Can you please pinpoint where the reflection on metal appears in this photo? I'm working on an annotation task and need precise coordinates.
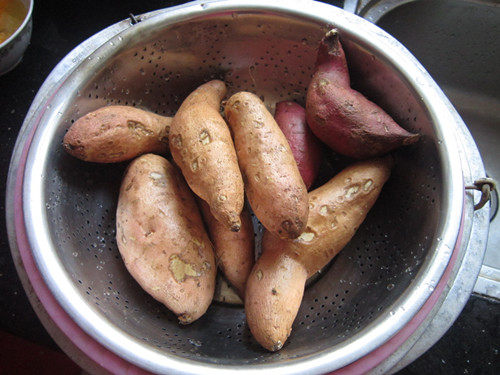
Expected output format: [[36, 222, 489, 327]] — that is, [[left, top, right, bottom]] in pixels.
[[474, 265, 500, 300], [343, 0, 419, 23]]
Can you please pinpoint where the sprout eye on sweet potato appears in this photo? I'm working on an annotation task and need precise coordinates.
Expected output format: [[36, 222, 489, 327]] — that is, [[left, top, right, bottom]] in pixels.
[[63, 105, 172, 163]]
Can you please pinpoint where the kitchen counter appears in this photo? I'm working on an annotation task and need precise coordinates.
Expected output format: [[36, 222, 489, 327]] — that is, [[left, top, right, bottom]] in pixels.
[[0, 1, 497, 373]]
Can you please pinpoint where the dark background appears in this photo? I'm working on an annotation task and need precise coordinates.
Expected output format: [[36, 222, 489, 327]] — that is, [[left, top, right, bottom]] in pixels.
[[0, 1, 498, 374]]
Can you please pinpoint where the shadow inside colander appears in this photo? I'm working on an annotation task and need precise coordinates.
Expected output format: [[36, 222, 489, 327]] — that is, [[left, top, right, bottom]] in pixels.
[[41, 11, 443, 364]]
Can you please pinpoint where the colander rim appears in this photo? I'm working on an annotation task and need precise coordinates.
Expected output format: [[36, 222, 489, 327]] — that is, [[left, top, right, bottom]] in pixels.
[[19, 0, 464, 374]]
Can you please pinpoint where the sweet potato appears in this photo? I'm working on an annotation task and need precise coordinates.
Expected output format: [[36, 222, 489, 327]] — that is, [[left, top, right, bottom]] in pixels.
[[274, 101, 322, 190], [63, 105, 172, 163], [245, 249, 306, 351], [306, 29, 419, 159], [116, 154, 216, 324], [199, 200, 255, 298], [169, 80, 244, 232], [224, 92, 308, 239], [245, 156, 393, 351]]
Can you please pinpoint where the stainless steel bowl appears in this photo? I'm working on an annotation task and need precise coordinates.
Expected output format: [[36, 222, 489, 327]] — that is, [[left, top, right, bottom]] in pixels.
[[0, 0, 33, 75], [7, 0, 489, 374]]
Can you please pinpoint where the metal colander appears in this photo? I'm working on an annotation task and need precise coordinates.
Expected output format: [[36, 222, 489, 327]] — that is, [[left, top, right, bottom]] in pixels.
[[16, 1, 467, 373]]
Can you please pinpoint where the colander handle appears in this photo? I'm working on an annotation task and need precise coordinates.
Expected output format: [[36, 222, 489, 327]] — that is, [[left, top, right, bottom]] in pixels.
[[465, 178, 497, 211]]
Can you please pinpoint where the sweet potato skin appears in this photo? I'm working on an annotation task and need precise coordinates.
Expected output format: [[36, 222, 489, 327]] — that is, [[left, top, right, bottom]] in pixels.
[[63, 105, 171, 163], [264, 156, 393, 276], [246, 157, 393, 350], [245, 247, 307, 352], [274, 101, 322, 190], [199, 200, 255, 299], [169, 80, 244, 231], [116, 154, 216, 324], [225, 92, 309, 239], [306, 30, 419, 159]]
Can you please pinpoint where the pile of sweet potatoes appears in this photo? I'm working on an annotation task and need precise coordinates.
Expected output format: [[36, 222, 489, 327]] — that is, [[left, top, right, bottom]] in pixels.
[[63, 29, 418, 351]]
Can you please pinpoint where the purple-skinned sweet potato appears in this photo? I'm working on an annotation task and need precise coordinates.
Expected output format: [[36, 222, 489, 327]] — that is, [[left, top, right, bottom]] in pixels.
[[306, 29, 419, 159], [275, 101, 322, 190]]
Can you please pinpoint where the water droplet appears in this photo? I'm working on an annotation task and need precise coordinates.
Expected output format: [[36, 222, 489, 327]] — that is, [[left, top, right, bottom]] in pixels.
[[109, 41, 114, 46], [189, 338, 202, 347], [96, 265, 103, 270], [139, 68, 145, 75], [72, 252, 78, 257], [387, 283, 395, 291], [389, 311, 395, 316]]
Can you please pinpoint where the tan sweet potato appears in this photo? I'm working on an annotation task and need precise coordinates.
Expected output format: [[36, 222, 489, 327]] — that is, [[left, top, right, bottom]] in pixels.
[[245, 249, 306, 351], [116, 154, 216, 324], [306, 30, 419, 159], [224, 92, 309, 239], [169, 80, 244, 232], [63, 105, 172, 163], [245, 157, 393, 350], [199, 200, 255, 299]]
